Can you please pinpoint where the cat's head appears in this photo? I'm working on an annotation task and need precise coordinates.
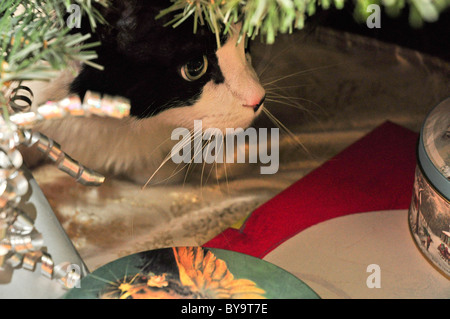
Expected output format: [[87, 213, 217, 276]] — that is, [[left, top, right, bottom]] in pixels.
[[70, 0, 265, 131]]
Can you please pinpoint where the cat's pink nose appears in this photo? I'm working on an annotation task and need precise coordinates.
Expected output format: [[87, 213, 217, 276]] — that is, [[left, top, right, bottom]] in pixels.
[[243, 95, 266, 112]]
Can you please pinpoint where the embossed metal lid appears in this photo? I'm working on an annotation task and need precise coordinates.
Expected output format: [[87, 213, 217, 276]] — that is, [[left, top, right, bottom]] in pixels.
[[419, 97, 450, 201]]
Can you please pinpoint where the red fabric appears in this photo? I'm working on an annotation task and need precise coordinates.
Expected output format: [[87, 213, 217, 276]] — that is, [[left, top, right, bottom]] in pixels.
[[204, 121, 419, 258]]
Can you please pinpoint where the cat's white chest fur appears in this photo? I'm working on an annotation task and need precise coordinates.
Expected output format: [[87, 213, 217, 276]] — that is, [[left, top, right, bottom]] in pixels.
[[32, 114, 181, 184]]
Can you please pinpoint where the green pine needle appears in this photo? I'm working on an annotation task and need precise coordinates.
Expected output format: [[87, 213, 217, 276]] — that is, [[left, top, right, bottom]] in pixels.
[[1, 0, 108, 88], [158, 0, 450, 46]]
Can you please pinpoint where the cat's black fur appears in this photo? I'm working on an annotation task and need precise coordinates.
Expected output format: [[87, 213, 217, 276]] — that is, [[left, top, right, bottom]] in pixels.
[[70, 0, 227, 118], [30, 0, 264, 184]]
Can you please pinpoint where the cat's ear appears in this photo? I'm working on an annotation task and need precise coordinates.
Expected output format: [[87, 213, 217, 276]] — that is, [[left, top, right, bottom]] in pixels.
[[63, 0, 122, 45], [104, 0, 169, 52], [68, 0, 143, 47], [97, 0, 137, 47], [110, 0, 141, 47]]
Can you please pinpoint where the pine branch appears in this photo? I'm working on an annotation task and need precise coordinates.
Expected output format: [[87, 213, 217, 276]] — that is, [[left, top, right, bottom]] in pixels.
[[0, 0, 108, 89], [158, 0, 450, 46]]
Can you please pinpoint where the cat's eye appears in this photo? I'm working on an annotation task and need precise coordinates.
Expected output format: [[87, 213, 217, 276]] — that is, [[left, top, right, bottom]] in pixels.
[[180, 55, 208, 81]]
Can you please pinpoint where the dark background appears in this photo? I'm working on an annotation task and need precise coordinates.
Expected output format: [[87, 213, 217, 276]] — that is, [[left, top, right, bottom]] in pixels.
[[307, 4, 450, 62]]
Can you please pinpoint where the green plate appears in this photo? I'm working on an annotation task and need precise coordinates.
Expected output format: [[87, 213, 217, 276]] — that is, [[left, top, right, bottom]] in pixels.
[[64, 247, 319, 299]]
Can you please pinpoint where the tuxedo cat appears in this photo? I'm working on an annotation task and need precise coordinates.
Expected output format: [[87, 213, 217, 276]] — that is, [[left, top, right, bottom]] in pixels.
[[31, 0, 266, 185]]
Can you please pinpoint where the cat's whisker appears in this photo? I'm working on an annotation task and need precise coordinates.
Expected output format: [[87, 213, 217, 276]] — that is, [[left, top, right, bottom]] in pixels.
[[265, 97, 308, 112], [189, 129, 214, 189], [262, 107, 302, 149], [218, 138, 231, 195], [261, 107, 310, 155], [201, 141, 217, 190], [165, 128, 202, 186], [158, 127, 212, 191], [265, 94, 327, 126], [265, 92, 311, 103], [256, 32, 310, 78], [198, 136, 216, 198], [142, 128, 197, 188], [261, 71, 314, 87], [218, 139, 227, 190], [265, 95, 321, 117], [174, 128, 200, 187], [200, 119, 235, 196], [261, 63, 341, 87], [264, 81, 313, 103], [264, 76, 328, 122], [145, 130, 181, 161], [264, 83, 309, 91], [142, 150, 174, 188], [209, 137, 227, 190], [182, 153, 196, 188]]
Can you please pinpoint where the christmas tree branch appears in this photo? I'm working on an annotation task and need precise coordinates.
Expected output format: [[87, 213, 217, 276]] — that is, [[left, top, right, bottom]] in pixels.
[[0, 0, 108, 91], [158, 0, 450, 46]]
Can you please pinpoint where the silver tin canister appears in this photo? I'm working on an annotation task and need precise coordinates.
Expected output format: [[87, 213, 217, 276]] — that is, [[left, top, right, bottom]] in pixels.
[[408, 97, 450, 278]]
